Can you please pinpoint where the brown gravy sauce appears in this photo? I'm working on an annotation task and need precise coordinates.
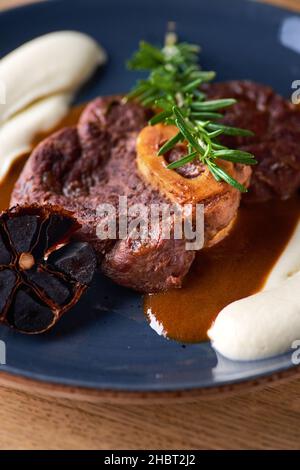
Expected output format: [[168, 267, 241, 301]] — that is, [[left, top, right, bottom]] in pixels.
[[0, 104, 299, 345], [145, 197, 300, 343]]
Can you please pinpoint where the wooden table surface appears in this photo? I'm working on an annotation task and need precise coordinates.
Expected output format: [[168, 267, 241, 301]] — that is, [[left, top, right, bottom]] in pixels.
[[0, 0, 300, 450]]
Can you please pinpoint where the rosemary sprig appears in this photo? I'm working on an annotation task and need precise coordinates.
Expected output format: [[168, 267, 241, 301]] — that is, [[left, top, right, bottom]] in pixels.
[[126, 36, 257, 192]]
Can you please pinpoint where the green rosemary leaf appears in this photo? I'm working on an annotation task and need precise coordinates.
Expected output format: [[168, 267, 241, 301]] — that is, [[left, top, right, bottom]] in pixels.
[[191, 98, 237, 111], [194, 71, 216, 81], [154, 98, 173, 111], [216, 155, 257, 165], [158, 132, 183, 155], [141, 42, 165, 60], [167, 151, 198, 169], [149, 110, 172, 125], [206, 122, 254, 137], [173, 107, 204, 155], [177, 42, 201, 55], [192, 90, 206, 100], [213, 149, 255, 159], [182, 78, 203, 93], [208, 129, 224, 139], [208, 164, 223, 182], [181, 65, 199, 78], [141, 95, 159, 107], [211, 141, 227, 150], [138, 88, 157, 101], [209, 164, 248, 192], [213, 148, 258, 165], [127, 36, 256, 192], [191, 112, 223, 120], [126, 84, 148, 100], [127, 41, 165, 70]]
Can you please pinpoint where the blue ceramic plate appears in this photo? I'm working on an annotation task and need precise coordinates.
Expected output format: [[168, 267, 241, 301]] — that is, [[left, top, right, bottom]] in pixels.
[[0, 0, 299, 398]]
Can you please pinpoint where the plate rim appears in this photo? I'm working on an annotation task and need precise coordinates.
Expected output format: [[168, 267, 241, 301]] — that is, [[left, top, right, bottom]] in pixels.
[[0, 364, 299, 402]]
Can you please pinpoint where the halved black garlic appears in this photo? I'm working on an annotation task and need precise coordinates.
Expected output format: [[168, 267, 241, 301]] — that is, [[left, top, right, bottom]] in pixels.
[[0, 205, 96, 334]]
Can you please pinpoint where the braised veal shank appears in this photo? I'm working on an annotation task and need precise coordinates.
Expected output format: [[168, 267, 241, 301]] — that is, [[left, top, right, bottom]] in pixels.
[[11, 81, 300, 292]]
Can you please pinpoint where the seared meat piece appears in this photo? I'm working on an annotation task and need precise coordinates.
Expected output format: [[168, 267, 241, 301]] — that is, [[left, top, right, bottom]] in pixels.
[[102, 226, 195, 293], [12, 96, 249, 292], [204, 81, 300, 202]]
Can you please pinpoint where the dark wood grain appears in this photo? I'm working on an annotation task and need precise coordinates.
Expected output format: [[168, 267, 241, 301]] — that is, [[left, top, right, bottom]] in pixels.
[[0, 377, 300, 449]]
